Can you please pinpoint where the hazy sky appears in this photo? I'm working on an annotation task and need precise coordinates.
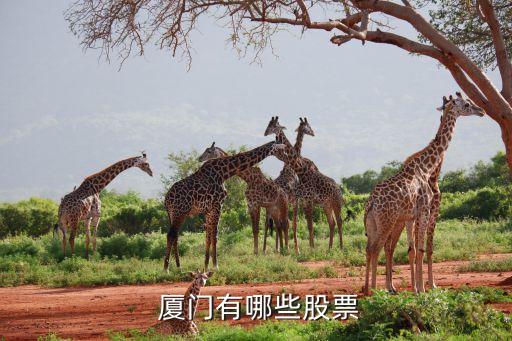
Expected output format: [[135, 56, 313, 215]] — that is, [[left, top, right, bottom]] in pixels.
[[0, 1, 504, 202]]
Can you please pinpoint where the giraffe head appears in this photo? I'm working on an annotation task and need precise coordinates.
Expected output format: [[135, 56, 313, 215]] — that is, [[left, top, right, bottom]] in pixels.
[[134, 152, 153, 177], [188, 269, 214, 287], [437, 92, 484, 117], [296, 117, 314, 136], [264, 116, 286, 136], [198, 142, 229, 162]]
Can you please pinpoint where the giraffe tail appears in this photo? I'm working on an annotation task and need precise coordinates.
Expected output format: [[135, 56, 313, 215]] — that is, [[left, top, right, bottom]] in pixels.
[[53, 223, 59, 238], [344, 208, 355, 222], [363, 201, 373, 237]]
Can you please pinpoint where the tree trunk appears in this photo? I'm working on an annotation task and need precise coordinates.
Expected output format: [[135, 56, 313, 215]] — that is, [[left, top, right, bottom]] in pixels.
[[500, 116, 512, 177]]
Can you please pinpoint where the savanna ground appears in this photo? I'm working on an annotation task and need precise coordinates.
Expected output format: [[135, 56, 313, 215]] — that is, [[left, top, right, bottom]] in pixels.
[[1, 218, 512, 340]]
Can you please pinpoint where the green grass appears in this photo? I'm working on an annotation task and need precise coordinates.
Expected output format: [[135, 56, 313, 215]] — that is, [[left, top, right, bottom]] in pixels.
[[0, 218, 510, 287], [103, 289, 512, 340], [459, 257, 512, 273]]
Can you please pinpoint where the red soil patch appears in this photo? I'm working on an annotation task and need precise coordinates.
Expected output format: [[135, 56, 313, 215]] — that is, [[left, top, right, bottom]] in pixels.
[[1, 254, 511, 340]]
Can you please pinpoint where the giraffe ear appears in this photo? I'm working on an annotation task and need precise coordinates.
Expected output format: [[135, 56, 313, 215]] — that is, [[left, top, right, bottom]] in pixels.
[[142, 151, 147, 158], [188, 271, 195, 278]]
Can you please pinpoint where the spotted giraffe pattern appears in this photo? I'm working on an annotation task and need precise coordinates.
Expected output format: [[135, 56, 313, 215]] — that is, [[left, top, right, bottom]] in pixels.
[[56, 154, 153, 258], [265, 117, 344, 251], [163, 141, 286, 271], [363, 93, 484, 295], [153, 270, 213, 335], [198, 143, 289, 254]]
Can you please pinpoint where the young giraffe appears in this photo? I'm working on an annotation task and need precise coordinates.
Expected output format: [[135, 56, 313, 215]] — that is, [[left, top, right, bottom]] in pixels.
[[265, 117, 344, 251], [364, 93, 484, 295], [164, 140, 286, 271], [198, 143, 289, 254], [153, 270, 213, 335], [56, 153, 153, 258]]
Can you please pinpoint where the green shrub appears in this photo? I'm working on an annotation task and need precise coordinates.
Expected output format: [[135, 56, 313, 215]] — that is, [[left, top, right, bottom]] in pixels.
[[0, 198, 57, 238], [441, 186, 512, 221]]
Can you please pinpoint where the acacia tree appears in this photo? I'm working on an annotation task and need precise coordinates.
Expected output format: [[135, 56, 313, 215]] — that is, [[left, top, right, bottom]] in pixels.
[[66, 0, 512, 173]]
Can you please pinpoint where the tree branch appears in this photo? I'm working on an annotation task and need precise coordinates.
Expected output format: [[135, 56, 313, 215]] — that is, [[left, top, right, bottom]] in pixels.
[[476, 0, 512, 100], [350, 0, 511, 116]]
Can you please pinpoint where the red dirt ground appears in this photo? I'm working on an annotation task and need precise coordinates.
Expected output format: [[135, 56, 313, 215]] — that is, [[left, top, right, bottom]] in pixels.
[[1, 254, 512, 340]]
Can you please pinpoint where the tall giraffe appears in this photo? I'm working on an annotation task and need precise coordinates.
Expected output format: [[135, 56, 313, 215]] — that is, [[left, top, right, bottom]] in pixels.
[[56, 153, 153, 258], [265, 117, 344, 250], [153, 270, 213, 335], [364, 93, 484, 295], [198, 143, 289, 254], [164, 140, 285, 271]]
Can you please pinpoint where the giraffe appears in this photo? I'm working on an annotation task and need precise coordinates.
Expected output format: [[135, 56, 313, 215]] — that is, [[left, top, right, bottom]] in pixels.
[[198, 143, 289, 254], [364, 93, 484, 295], [164, 140, 286, 271], [152, 270, 213, 335], [265, 117, 344, 251], [53, 191, 100, 253], [55, 153, 153, 258]]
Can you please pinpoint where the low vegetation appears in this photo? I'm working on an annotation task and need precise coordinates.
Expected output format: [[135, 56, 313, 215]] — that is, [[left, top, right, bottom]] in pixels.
[[0, 217, 510, 287], [104, 289, 512, 340]]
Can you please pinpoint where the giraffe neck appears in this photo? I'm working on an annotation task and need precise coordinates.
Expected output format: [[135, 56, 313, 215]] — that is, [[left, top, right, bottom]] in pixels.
[[77, 157, 140, 196], [408, 112, 457, 175], [237, 166, 264, 184], [294, 129, 305, 155], [182, 280, 202, 321], [209, 142, 277, 180]]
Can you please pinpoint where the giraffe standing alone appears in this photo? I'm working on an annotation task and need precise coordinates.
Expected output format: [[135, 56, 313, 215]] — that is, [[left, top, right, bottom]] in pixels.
[[164, 140, 285, 271], [153, 270, 213, 335], [56, 153, 153, 258], [364, 93, 484, 295], [265, 117, 344, 251], [198, 143, 289, 254]]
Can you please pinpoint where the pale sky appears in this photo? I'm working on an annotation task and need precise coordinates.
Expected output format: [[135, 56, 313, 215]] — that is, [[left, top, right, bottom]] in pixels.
[[0, 1, 504, 202]]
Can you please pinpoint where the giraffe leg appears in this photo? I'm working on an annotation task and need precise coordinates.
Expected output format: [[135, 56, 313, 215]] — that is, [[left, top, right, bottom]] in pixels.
[[60, 222, 67, 257], [164, 215, 183, 271], [333, 201, 343, 249], [427, 191, 440, 289], [405, 220, 417, 293], [415, 210, 430, 293], [205, 207, 221, 270], [292, 201, 299, 254], [426, 229, 436, 289], [364, 210, 378, 295], [68, 227, 77, 256], [283, 213, 290, 252], [263, 214, 270, 254], [304, 202, 314, 248], [364, 210, 389, 295], [204, 231, 211, 271], [277, 219, 284, 254], [384, 223, 403, 294], [84, 217, 92, 260], [90, 212, 100, 253], [248, 205, 260, 255], [323, 206, 335, 250]]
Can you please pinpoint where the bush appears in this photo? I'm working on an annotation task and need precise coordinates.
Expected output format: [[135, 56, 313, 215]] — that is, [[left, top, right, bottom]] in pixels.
[[340, 289, 511, 339], [0, 198, 57, 238], [440, 186, 512, 221]]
